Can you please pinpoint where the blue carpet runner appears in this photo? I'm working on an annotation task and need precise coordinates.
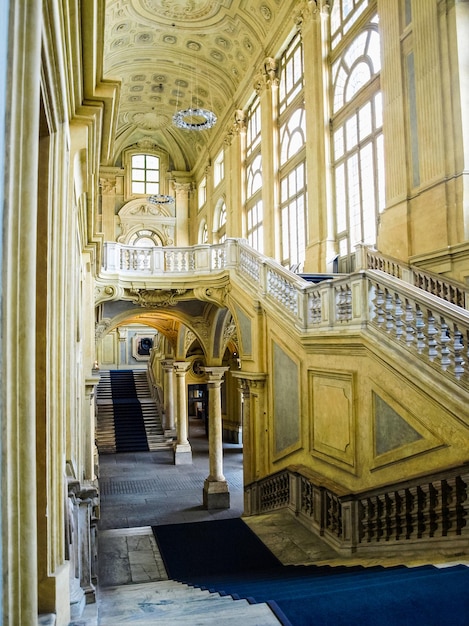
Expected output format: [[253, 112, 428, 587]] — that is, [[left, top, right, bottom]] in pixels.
[[152, 518, 469, 626], [110, 370, 149, 453]]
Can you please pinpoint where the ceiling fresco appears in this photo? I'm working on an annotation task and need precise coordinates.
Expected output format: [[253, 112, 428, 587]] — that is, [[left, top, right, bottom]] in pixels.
[[103, 0, 291, 170]]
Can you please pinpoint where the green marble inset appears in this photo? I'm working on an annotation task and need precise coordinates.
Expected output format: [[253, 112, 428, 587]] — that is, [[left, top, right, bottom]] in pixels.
[[273, 342, 299, 453], [374, 392, 422, 455]]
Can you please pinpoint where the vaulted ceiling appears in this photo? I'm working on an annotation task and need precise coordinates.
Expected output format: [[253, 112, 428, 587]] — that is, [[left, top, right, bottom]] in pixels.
[[103, 0, 298, 171]]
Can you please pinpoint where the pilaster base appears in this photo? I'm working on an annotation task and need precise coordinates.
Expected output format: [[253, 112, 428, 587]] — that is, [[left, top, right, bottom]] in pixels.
[[173, 442, 192, 465], [203, 478, 230, 510]]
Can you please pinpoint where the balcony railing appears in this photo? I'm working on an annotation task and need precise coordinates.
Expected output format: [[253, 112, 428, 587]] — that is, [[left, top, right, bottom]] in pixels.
[[101, 240, 469, 392]]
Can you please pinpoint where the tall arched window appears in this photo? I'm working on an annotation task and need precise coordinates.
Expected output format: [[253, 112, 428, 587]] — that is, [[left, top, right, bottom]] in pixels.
[[215, 199, 227, 243], [245, 95, 263, 252], [279, 32, 307, 270], [330, 5, 384, 271]]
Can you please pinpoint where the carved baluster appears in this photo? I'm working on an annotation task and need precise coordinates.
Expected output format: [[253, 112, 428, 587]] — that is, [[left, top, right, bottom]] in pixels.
[[427, 315, 438, 362], [415, 307, 426, 354], [405, 487, 418, 539], [360, 498, 373, 542], [417, 485, 430, 538], [394, 490, 404, 540], [385, 291, 394, 333], [455, 475, 468, 535], [374, 285, 385, 326], [453, 328, 465, 380], [394, 295, 404, 340], [384, 493, 395, 541], [439, 320, 451, 371], [441, 478, 454, 537], [429, 482, 439, 537], [405, 301, 415, 347]]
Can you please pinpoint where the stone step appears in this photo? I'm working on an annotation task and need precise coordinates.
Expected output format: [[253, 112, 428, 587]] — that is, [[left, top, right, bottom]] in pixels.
[[97, 580, 281, 625]]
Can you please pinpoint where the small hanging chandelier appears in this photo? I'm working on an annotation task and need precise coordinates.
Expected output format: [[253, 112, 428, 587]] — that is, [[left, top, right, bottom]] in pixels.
[[173, 107, 217, 131], [172, 47, 216, 131], [148, 194, 174, 205]]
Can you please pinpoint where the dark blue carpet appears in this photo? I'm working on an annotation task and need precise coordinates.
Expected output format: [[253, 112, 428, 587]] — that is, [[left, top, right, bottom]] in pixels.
[[152, 518, 282, 578], [152, 517, 469, 626], [110, 370, 149, 452]]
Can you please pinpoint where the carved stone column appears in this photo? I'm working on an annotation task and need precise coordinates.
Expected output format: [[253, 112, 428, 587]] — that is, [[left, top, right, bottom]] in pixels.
[[173, 182, 191, 246], [161, 358, 175, 434], [173, 361, 192, 464], [84, 374, 100, 480], [202, 366, 230, 509]]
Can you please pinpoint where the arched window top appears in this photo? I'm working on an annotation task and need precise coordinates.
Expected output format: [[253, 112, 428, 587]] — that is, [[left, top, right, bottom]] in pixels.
[[128, 229, 163, 247], [280, 107, 306, 165], [199, 220, 208, 244], [218, 201, 227, 229], [332, 25, 380, 113]]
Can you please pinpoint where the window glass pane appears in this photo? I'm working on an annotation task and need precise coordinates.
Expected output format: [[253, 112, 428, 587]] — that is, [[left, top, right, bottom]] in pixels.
[[346, 115, 358, 151], [132, 169, 145, 181], [334, 126, 344, 159], [132, 154, 145, 168], [132, 182, 145, 194], [345, 61, 372, 101], [366, 30, 381, 72], [359, 102, 372, 140], [146, 182, 159, 194], [146, 155, 159, 169], [374, 91, 383, 128], [335, 164, 346, 232], [146, 169, 159, 183], [376, 133, 385, 212]]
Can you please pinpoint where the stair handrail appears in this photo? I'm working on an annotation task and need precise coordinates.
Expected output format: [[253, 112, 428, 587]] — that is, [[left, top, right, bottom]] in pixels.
[[357, 244, 469, 309]]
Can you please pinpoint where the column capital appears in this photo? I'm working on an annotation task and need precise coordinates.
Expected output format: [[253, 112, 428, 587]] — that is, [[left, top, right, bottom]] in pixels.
[[254, 57, 279, 94], [172, 181, 192, 195], [231, 372, 267, 391], [202, 365, 229, 384], [173, 361, 191, 374], [161, 358, 175, 371]]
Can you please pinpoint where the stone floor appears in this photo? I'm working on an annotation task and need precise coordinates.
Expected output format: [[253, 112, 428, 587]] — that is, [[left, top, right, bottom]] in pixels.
[[74, 417, 469, 625]]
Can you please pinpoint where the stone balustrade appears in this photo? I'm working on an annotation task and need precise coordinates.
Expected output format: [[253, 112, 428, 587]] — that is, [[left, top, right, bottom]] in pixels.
[[100, 240, 469, 391], [245, 465, 469, 556]]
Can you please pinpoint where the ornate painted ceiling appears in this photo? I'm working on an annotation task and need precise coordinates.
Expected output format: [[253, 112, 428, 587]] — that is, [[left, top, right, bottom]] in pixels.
[[103, 0, 300, 171]]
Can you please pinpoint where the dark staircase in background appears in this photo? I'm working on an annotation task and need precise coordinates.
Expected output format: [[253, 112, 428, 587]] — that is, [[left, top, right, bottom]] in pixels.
[[110, 370, 149, 452], [96, 370, 172, 453]]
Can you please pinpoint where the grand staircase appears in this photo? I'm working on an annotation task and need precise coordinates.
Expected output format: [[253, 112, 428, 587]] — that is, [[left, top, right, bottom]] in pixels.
[[96, 370, 173, 453]]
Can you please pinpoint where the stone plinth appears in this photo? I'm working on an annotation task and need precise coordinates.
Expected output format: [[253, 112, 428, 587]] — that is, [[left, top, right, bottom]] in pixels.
[[203, 478, 230, 510], [173, 442, 192, 465]]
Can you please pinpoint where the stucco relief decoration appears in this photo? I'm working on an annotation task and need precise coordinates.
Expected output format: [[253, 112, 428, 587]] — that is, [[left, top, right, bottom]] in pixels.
[[132, 111, 171, 131], [260, 5, 272, 21], [193, 284, 231, 306], [100, 177, 116, 194], [128, 287, 188, 307], [95, 318, 112, 340], [223, 319, 238, 353], [191, 318, 210, 341], [138, 0, 221, 20], [184, 329, 196, 353]]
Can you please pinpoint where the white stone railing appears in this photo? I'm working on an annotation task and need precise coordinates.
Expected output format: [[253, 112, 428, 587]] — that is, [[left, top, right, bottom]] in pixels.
[[101, 240, 469, 391], [358, 245, 469, 309]]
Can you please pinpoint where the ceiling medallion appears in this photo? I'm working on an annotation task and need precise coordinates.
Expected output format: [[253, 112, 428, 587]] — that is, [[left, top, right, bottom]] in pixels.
[[173, 107, 217, 131], [148, 194, 175, 205]]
